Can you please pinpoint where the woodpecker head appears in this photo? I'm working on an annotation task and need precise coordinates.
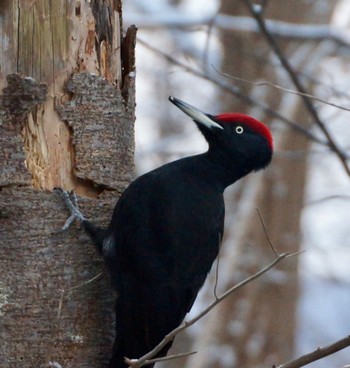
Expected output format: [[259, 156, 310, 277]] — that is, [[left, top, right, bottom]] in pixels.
[[169, 96, 273, 174]]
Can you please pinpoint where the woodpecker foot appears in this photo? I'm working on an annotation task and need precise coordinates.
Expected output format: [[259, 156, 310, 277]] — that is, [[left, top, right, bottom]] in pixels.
[[54, 188, 86, 231]]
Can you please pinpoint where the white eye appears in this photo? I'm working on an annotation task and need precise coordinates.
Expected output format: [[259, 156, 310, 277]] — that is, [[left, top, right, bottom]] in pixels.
[[235, 126, 244, 134]]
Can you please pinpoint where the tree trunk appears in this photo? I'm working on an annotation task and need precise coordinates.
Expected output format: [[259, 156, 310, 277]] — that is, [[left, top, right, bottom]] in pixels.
[[0, 1, 136, 367]]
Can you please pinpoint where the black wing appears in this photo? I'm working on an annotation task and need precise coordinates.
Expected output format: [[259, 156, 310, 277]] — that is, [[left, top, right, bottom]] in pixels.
[[105, 163, 224, 363]]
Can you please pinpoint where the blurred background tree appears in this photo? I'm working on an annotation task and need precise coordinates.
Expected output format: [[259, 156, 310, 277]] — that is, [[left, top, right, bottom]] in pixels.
[[124, 0, 350, 367]]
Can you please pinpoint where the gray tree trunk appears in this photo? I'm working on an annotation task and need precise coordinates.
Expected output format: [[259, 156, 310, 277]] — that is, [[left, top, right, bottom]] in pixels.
[[0, 1, 136, 367]]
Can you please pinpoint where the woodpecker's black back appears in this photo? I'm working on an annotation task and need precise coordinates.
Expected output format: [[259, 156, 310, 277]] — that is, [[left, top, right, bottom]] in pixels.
[[104, 155, 227, 367], [81, 97, 273, 367]]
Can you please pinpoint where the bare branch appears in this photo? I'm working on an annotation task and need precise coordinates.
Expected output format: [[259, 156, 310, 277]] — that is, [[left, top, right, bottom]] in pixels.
[[242, 0, 350, 176], [137, 38, 327, 147], [125, 252, 293, 367], [213, 66, 350, 113], [125, 13, 350, 47], [125, 351, 197, 367], [213, 233, 223, 300], [306, 194, 350, 206], [256, 208, 278, 256], [276, 335, 350, 368], [213, 251, 220, 300], [57, 273, 102, 318]]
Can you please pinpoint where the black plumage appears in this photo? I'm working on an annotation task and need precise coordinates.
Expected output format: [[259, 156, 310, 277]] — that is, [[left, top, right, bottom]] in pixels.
[[60, 97, 273, 367]]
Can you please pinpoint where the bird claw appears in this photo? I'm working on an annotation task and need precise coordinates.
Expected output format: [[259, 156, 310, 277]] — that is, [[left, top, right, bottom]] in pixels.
[[54, 188, 86, 232], [60, 213, 76, 231]]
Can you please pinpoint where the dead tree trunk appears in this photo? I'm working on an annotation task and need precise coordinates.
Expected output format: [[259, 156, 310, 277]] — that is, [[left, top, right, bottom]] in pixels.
[[0, 1, 136, 367]]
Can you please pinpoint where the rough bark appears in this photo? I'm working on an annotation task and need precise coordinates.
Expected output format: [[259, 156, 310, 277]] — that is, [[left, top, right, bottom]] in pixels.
[[0, 1, 136, 367]]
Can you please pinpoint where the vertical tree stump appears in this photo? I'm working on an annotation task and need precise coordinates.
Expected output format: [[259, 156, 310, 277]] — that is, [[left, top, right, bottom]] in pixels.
[[0, 1, 136, 367]]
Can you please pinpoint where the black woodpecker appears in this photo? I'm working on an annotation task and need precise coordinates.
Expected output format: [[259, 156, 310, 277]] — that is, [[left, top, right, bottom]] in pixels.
[[57, 97, 273, 367]]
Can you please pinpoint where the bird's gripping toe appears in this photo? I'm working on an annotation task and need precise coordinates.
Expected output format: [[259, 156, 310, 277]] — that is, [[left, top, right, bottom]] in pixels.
[[54, 188, 86, 231]]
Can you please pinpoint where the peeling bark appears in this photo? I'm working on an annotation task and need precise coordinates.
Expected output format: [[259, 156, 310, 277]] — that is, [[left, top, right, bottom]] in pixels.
[[0, 1, 136, 367]]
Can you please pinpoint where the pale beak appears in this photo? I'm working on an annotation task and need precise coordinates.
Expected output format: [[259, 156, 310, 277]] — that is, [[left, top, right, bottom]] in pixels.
[[169, 96, 223, 130]]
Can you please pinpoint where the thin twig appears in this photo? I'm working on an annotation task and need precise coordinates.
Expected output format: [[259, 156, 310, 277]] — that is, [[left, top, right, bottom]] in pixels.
[[213, 66, 350, 113], [137, 38, 327, 147], [57, 273, 102, 318], [276, 335, 350, 368], [125, 13, 350, 47], [125, 350, 197, 367], [256, 208, 278, 256], [125, 252, 294, 367], [243, 0, 350, 177], [213, 236, 221, 300], [306, 194, 350, 206], [137, 37, 350, 163], [202, 15, 217, 71]]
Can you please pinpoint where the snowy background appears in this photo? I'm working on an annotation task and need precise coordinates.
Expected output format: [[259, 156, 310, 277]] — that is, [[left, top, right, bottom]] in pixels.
[[124, 0, 350, 366]]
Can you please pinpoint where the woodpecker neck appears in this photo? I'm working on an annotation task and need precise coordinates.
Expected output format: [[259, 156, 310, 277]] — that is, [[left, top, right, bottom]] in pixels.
[[181, 152, 248, 191], [205, 151, 250, 188]]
